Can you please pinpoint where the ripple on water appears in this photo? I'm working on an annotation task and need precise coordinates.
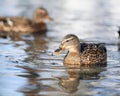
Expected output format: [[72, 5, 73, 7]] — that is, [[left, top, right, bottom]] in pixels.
[[0, 0, 120, 96]]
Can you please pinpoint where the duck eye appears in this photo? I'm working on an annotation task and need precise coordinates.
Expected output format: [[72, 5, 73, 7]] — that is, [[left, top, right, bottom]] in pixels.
[[66, 40, 69, 42]]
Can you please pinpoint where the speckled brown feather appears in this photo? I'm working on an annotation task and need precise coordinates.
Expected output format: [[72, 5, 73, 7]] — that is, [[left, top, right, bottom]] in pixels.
[[80, 43, 107, 65]]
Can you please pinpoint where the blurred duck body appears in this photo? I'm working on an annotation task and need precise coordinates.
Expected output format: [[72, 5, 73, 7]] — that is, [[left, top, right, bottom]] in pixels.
[[0, 8, 53, 34]]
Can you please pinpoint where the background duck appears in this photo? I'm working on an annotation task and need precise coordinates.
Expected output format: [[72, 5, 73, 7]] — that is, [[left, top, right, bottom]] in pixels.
[[0, 7, 53, 35], [53, 34, 107, 65]]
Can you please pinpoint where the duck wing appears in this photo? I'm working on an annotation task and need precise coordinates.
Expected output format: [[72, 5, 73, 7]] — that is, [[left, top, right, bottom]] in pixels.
[[80, 43, 107, 65]]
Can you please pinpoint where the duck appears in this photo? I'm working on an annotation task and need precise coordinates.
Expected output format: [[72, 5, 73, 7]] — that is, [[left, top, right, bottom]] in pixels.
[[53, 34, 107, 65], [0, 7, 53, 34]]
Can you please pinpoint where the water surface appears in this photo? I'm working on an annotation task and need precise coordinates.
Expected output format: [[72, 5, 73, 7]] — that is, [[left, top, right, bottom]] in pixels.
[[0, 0, 120, 96]]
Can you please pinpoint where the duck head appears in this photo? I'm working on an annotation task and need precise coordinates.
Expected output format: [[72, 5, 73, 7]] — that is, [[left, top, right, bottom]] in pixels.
[[33, 7, 53, 23], [53, 34, 80, 55]]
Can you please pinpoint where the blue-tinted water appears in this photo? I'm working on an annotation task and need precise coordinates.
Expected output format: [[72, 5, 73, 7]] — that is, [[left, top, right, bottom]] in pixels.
[[0, 0, 120, 96]]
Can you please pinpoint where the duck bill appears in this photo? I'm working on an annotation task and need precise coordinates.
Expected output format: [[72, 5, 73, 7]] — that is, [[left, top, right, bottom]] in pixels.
[[53, 46, 65, 56], [47, 16, 53, 21]]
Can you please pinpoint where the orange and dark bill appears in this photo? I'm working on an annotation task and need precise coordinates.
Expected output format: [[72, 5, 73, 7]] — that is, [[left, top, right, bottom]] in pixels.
[[47, 16, 53, 21], [53, 47, 63, 56]]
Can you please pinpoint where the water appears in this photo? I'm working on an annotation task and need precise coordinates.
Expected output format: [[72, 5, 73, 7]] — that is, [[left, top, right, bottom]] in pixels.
[[0, 0, 120, 96]]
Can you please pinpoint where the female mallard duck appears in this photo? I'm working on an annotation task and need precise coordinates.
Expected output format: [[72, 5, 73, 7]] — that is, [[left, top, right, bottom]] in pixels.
[[0, 7, 53, 34], [53, 34, 107, 65]]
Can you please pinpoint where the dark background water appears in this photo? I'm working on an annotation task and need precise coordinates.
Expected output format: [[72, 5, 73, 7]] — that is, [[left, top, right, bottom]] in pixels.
[[0, 0, 120, 96]]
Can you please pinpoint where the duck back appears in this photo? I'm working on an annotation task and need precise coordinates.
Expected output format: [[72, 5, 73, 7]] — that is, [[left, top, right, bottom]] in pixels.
[[80, 43, 107, 65]]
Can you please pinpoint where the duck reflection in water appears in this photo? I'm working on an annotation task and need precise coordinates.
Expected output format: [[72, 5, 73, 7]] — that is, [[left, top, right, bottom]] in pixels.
[[17, 66, 41, 96], [57, 67, 80, 93], [17, 66, 58, 96], [57, 64, 106, 93], [22, 34, 48, 64]]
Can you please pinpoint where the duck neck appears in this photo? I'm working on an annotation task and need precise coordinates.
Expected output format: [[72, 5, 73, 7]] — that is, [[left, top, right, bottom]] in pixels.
[[33, 15, 44, 24], [64, 46, 81, 65], [69, 45, 80, 54], [33, 19, 44, 24]]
